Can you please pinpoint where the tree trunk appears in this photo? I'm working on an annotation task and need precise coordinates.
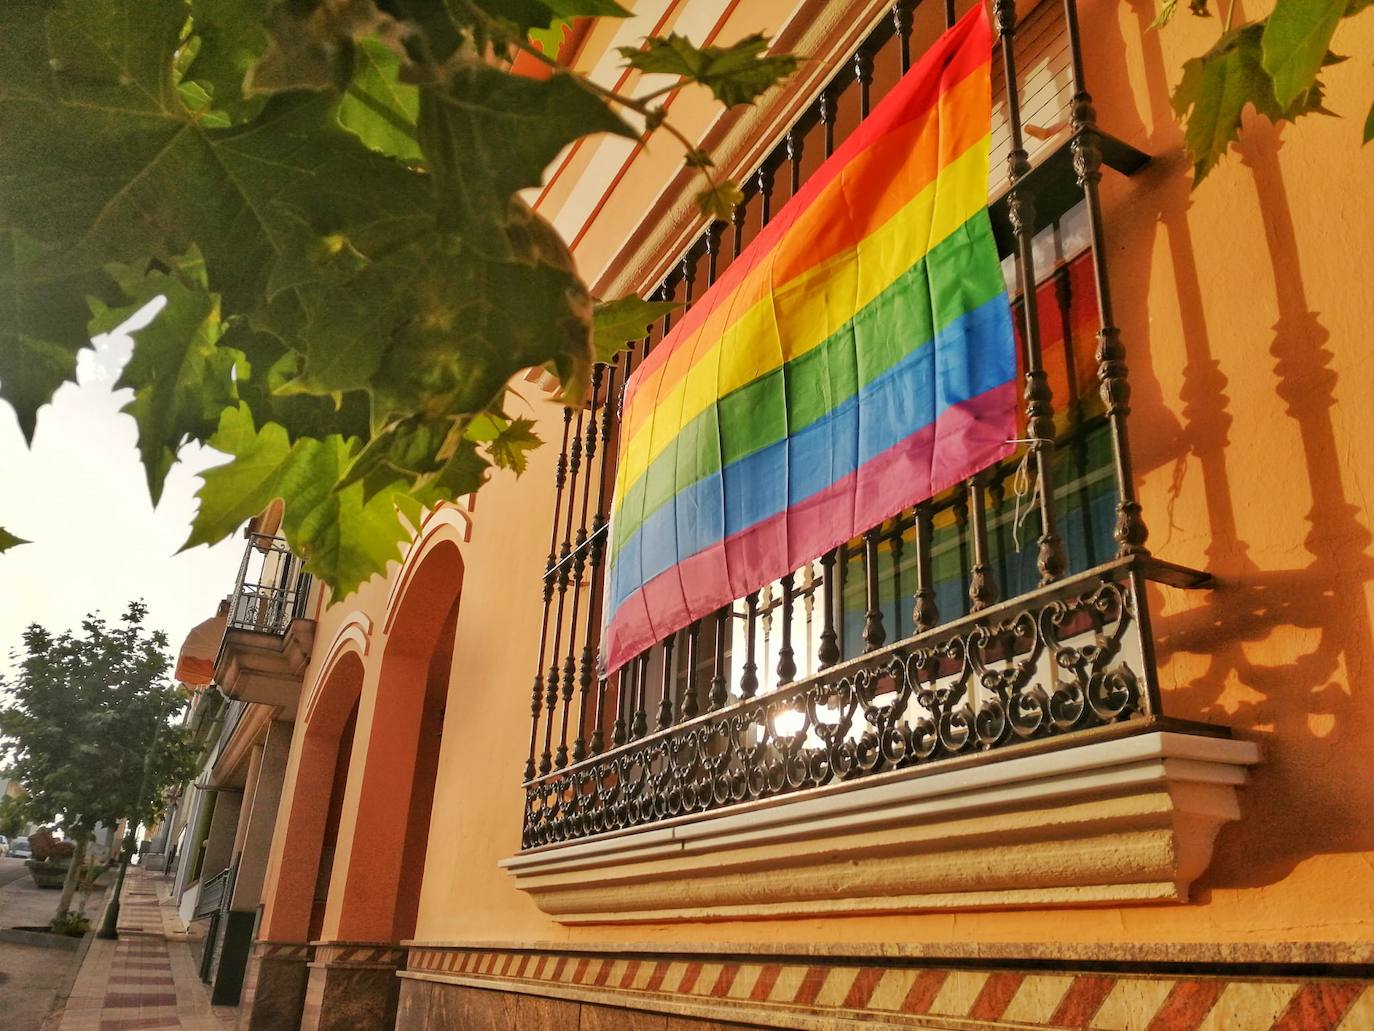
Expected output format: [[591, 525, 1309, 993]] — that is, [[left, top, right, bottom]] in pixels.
[[54, 833, 89, 924]]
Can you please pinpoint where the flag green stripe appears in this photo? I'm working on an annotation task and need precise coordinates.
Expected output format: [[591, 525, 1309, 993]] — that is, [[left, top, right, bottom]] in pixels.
[[611, 214, 1006, 558]]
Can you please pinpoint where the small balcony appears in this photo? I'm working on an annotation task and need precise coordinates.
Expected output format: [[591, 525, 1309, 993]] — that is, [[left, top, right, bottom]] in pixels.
[[214, 533, 315, 714]]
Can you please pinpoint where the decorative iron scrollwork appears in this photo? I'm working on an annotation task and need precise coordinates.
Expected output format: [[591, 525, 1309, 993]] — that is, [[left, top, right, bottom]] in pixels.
[[523, 567, 1147, 849]]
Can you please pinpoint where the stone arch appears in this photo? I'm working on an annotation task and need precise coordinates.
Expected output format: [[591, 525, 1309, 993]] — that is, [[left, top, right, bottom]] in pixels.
[[327, 532, 465, 943], [259, 644, 367, 943]]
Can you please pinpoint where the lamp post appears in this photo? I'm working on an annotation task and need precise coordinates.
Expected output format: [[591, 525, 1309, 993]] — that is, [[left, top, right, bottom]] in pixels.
[[97, 700, 166, 940]]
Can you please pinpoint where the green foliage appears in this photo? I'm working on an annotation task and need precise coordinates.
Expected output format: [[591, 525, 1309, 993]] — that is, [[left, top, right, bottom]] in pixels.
[[591, 296, 681, 361], [0, 602, 202, 838], [1162, 0, 1370, 182], [1262, 0, 1347, 107], [618, 32, 799, 106], [50, 911, 90, 937], [0, 794, 25, 838], [0, 527, 28, 553], [0, 0, 796, 599]]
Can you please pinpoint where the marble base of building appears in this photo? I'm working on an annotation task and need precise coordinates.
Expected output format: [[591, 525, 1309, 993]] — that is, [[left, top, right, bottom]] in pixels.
[[301, 942, 407, 1031], [396, 944, 1374, 1031], [239, 941, 312, 1031]]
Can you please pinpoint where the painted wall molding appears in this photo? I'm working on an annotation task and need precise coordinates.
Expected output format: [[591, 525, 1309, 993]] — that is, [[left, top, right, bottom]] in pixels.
[[502, 730, 1260, 923], [397, 944, 1373, 1031]]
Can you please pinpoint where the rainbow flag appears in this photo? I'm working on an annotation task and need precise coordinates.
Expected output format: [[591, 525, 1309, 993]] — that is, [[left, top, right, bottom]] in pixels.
[[601, 5, 1016, 675]]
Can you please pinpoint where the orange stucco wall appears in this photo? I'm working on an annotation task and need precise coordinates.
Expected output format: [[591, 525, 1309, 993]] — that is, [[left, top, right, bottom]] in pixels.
[[259, 0, 1374, 957]]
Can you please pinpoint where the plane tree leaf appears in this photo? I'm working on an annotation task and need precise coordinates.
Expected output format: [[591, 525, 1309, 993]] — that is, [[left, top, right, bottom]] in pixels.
[[592, 296, 680, 362], [486, 416, 542, 474], [1171, 24, 1332, 183], [0, 527, 29, 553], [93, 249, 246, 505], [339, 37, 423, 160], [187, 404, 409, 595], [618, 32, 799, 106], [0, 0, 800, 599], [1262, 0, 1347, 109], [417, 60, 635, 248]]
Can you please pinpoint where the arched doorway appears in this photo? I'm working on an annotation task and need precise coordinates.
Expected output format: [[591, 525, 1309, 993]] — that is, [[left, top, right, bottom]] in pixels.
[[329, 541, 462, 943], [249, 649, 365, 1031], [302, 542, 463, 1031]]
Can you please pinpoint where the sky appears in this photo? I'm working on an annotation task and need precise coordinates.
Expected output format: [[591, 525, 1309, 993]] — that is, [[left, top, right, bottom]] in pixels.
[[0, 308, 245, 676]]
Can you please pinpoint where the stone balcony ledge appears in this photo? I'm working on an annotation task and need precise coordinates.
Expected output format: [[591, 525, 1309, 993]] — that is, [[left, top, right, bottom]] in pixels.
[[503, 727, 1260, 923]]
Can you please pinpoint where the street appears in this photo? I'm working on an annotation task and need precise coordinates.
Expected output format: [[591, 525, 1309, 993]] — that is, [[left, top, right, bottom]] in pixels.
[[0, 855, 30, 889]]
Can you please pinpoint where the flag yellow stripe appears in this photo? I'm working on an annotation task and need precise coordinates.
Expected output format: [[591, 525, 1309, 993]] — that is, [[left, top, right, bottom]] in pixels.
[[613, 133, 991, 505]]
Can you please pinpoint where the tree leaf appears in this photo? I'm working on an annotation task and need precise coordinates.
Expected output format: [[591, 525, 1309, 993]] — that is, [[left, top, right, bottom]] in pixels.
[[94, 249, 246, 504], [618, 32, 798, 106], [182, 0, 271, 122], [186, 403, 408, 595], [592, 296, 680, 362], [0, 527, 29, 552], [528, 17, 570, 57], [184, 403, 295, 549], [696, 178, 745, 220], [416, 61, 634, 250], [1172, 23, 1336, 183], [339, 37, 422, 160], [486, 416, 542, 473], [1262, 0, 1347, 109]]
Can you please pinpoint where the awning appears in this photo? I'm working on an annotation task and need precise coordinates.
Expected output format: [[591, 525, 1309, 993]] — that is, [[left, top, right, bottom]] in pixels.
[[175, 611, 227, 686]]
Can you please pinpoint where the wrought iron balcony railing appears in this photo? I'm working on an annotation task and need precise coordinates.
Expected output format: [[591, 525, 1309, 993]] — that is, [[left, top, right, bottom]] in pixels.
[[520, 0, 1205, 850], [226, 533, 312, 637]]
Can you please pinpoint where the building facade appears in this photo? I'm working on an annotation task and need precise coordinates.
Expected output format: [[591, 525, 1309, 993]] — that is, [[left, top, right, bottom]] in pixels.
[[186, 0, 1374, 1027]]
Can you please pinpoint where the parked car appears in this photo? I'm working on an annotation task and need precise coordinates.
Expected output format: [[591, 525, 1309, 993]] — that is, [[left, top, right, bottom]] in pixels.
[[9, 836, 32, 860], [0, 835, 8, 857]]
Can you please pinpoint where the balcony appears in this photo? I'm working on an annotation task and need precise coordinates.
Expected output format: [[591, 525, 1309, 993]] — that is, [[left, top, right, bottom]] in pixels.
[[214, 533, 316, 715], [504, 0, 1262, 919]]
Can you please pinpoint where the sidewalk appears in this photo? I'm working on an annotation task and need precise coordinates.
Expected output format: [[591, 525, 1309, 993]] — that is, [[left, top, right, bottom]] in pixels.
[[0, 856, 99, 1031], [46, 866, 235, 1031]]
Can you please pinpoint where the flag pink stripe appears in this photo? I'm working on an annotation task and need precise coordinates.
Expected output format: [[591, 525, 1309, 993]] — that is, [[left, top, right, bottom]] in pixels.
[[603, 382, 1016, 670]]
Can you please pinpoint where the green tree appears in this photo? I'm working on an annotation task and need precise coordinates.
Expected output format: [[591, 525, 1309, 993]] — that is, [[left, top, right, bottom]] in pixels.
[[0, 602, 201, 921], [0, 792, 26, 839], [0, 0, 796, 597]]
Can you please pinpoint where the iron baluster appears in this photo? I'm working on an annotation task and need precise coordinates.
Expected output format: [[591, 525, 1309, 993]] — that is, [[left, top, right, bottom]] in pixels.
[[913, 502, 939, 632], [817, 550, 840, 667], [854, 48, 873, 119], [894, 0, 915, 72], [954, 484, 971, 616], [862, 529, 886, 650], [631, 652, 650, 739], [545, 405, 585, 773], [740, 590, 761, 699], [777, 572, 797, 685], [990, 472, 1012, 598], [526, 409, 573, 781], [709, 608, 730, 710], [968, 474, 999, 611], [656, 634, 676, 730], [889, 518, 906, 638], [832, 541, 848, 662], [818, 90, 835, 160], [996, 0, 1066, 585], [682, 620, 701, 719], [612, 661, 631, 747], [1060, 0, 1149, 558], [757, 162, 775, 226], [572, 364, 609, 763]]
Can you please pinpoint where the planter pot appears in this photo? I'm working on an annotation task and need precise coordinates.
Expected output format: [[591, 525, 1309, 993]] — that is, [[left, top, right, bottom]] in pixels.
[[25, 859, 71, 889]]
